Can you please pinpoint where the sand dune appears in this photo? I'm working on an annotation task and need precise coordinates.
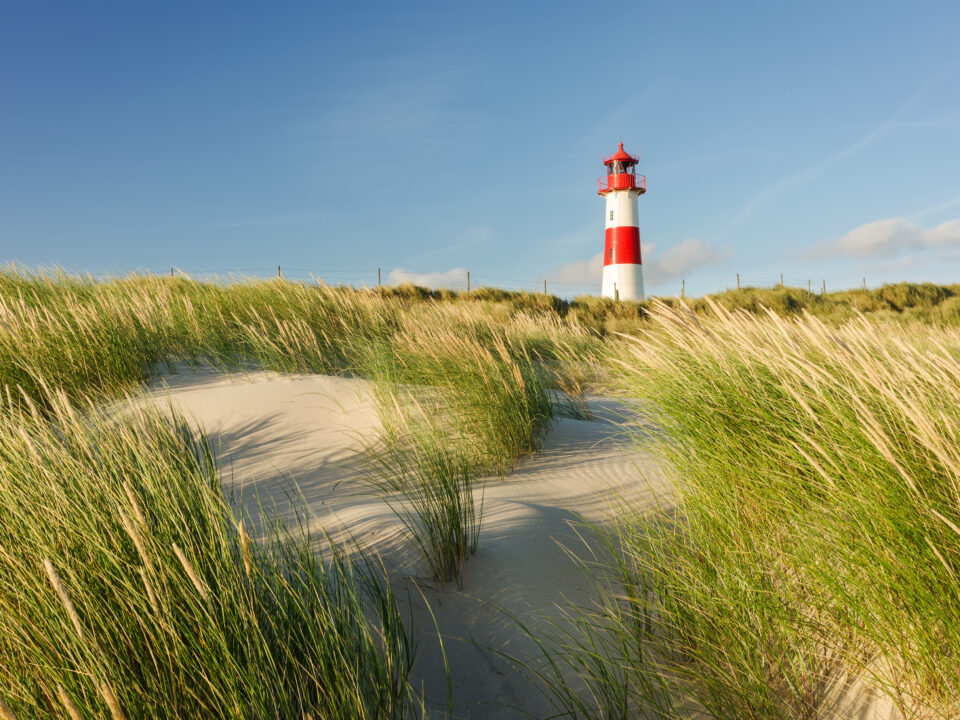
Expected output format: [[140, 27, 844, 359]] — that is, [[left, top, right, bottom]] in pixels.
[[142, 368, 898, 719], [144, 368, 666, 717]]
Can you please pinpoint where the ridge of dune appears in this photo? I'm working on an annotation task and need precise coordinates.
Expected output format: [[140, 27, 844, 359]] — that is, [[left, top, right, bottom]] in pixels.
[[142, 368, 664, 717], [141, 368, 897, 719]]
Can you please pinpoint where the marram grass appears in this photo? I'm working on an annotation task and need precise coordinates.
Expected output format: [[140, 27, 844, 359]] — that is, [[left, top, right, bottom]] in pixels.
[[0, 268, 575, 714], [0, 268, 594, 413], [531, 300, 960, 719], [363, 392, 482, 589], [5, 266, 960, 414], [0, 392, 420, 719], [11, 268, 960, 716]]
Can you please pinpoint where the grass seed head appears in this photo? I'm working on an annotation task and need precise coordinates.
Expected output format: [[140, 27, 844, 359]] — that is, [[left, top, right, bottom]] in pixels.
[[238, 520, 252, 580], [99, 683, 127, 720], [0, 699, 18, 720], [43, 558, 84, 641], [118, 506, 151, 572], [56, 686, 82, 720], [122, 481, 147, 528], [172, 542, 211, 609]]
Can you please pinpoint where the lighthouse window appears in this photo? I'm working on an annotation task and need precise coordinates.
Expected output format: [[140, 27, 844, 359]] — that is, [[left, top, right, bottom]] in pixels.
[[609, 210, 614, 221]]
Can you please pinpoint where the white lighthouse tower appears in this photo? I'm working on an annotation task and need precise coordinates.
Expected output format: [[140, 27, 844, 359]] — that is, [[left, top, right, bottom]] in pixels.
[[598, 142, 646, 301]]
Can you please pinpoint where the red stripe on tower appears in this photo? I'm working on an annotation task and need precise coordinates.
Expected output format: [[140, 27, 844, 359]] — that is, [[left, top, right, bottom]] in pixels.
[[603, 227, 641, 266]]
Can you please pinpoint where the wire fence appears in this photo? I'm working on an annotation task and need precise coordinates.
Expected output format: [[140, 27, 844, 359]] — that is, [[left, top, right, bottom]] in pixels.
[[41, 262, 892, 301], [149, 266, 888, 300]]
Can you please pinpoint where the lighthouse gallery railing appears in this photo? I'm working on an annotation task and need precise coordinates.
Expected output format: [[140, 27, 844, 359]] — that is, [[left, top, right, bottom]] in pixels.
[[597, 174, 646, 193]]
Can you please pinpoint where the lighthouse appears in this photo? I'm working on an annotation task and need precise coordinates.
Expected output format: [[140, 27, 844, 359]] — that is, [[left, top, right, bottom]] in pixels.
[[598, 142, 646, 301]]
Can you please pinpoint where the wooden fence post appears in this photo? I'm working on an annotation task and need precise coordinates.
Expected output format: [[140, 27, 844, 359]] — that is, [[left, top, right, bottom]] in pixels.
[[467, 271, 470, 293], [378, 267, 381, 288], [737, 273, 741, 291], [681, 279, 685, 299]]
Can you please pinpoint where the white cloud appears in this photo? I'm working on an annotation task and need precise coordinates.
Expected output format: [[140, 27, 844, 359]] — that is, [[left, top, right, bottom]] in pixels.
[[549, 253, 604, 284], [389, 237, 732, 294], [813, 218, 960, 258], [547, 238, 731, 286], [924, 219, 960, 246], [652, 237, 732, 281], [387, 267, 469, 289]]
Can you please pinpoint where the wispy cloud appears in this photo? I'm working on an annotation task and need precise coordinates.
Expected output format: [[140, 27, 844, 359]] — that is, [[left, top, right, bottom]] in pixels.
[[907, 194, 960, 222], [548, 238, 731, 286], [716, 122, 893, 241], [716, 79, 960, 240], [291, 58, 469, 173], [199, 213, 325, 230], [387, 267, 469, 289], [401, 226, 492, 266], [810, 217, 960, 258]]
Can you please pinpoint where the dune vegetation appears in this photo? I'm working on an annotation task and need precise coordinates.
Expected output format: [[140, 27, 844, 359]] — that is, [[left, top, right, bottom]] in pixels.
[[0, 395, 419, 720], [540, 300, 960, 719], [0, 268, 573, 717], [2, 266, 960, 718]]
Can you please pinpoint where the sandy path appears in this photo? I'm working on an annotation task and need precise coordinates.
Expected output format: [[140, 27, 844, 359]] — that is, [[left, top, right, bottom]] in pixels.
[[141, 368, 901, 719], [143, 368, 667, 718], [401, 398, 669, 719]]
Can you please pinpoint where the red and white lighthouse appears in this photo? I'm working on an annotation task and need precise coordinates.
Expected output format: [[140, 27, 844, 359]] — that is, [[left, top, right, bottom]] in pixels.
[[598, 142, 646, 301]]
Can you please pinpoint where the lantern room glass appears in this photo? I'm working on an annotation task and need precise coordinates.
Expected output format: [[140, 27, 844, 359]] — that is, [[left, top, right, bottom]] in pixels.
[[607, 160, 635, 175]]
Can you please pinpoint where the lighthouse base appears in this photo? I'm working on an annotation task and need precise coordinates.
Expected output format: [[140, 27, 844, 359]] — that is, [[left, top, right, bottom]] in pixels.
[[601, 263, 645, 302]]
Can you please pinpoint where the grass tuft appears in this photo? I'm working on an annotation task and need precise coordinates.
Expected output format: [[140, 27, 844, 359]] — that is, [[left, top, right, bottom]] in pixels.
[[1, 391, 421, 719]]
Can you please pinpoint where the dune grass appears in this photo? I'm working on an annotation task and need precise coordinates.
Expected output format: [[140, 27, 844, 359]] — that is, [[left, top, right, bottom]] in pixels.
[[3, 265, 959, 414], [364, 394, 481, 588], [0, 268, 571, 716], [0, 268, 580, 406], [10, 267, 960, 716], [0, 268, 566, 589], [0, 392, 419, 719], [528, 300, 960, 718], [356, 307, 555, 587], [687, 280, 960, 326]]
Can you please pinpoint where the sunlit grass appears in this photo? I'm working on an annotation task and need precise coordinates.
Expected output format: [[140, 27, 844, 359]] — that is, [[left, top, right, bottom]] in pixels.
[[0, 392, 419, 719], [8, 267, 960, 716], [530, 300, 960, 718], [364, 394, 481, 588], [0, 268, 575, 716]]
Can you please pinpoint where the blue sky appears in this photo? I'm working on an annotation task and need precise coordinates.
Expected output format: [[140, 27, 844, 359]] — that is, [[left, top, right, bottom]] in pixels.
[[2, 1, 959, 297]]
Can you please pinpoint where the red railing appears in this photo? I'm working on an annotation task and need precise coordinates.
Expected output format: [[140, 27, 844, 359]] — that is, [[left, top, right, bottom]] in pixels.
[[598, 173, 646, 194]]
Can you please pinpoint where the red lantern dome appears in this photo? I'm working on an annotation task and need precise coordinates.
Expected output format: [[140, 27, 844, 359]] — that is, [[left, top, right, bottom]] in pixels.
[[603, 141, 638, 167]]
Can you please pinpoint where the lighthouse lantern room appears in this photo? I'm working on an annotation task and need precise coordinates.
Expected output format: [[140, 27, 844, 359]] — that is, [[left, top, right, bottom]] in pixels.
[[597, 142, 646, 301]]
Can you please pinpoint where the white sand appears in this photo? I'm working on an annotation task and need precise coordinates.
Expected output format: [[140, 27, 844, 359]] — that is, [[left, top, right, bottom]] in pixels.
[[142, 368, 899, 720]]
